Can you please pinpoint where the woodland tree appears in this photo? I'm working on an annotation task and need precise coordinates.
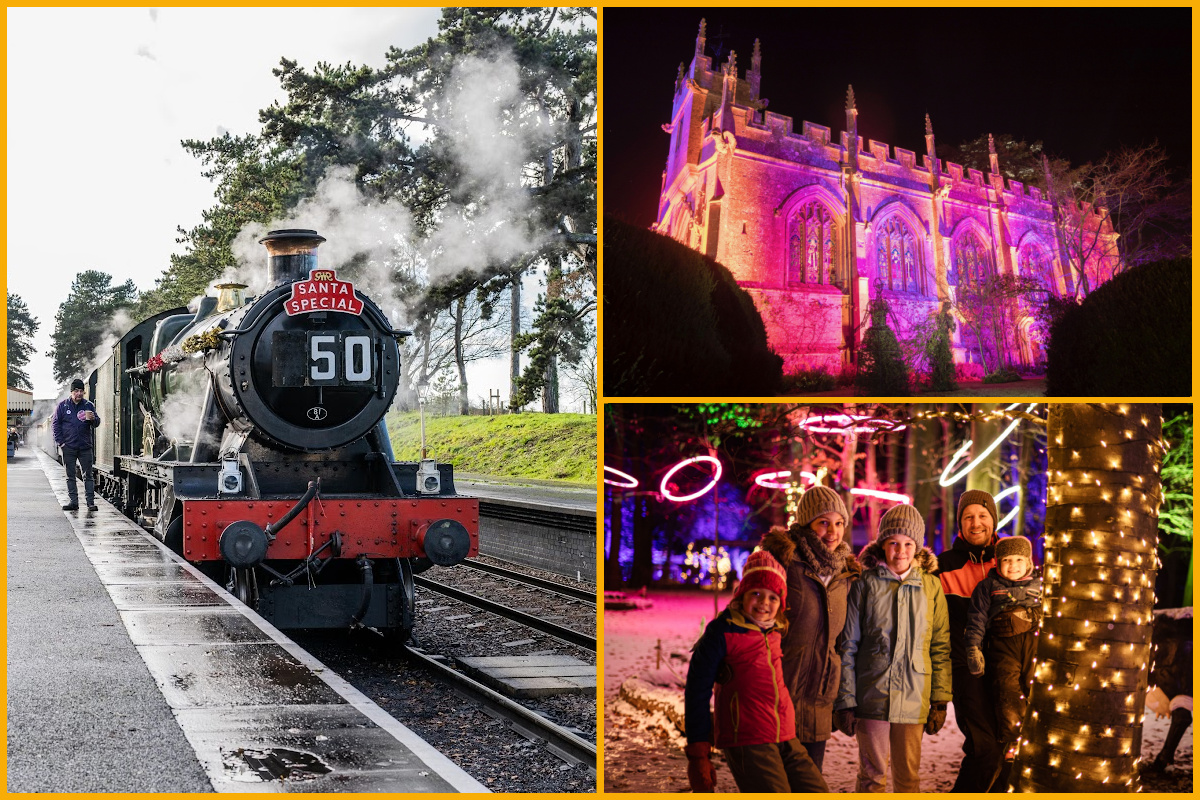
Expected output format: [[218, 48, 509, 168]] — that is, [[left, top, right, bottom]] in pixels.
[[7, 292, 40, 390], [50, 271, 137, 384]]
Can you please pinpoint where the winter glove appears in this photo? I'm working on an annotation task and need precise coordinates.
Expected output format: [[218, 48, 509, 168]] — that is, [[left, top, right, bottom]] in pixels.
[[967, 645, 986, 676], [925, 702, 948, 735], [684, 741, 717, 792], [833, 708, 857, 737]]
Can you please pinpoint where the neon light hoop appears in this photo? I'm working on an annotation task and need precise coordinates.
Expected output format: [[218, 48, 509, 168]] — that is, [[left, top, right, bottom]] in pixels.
[[799, 413, 908, 435], [754, 472, 911, 504], [939, 403, 1040, 487], [852, 487, 911, 504], [603, 466, 638, 488], [754, 470, 818, 490], [661, 455, 723, 502]]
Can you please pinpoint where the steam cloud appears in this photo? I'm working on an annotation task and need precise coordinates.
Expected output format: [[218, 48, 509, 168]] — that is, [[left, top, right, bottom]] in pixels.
[[218, 49, 551, 330]]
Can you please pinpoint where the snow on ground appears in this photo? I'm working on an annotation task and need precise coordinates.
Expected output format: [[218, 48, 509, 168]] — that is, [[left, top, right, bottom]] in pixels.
[[603, 588, 1192, 793]]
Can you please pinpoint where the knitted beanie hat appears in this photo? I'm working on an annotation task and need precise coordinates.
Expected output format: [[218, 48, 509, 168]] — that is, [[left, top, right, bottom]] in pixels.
[[958, 489, 998, 529], [877, 503, 926, 547], [735, 549, 788, 605], [995, 535, 1032, 562], [795, 485, 849, 527], [70, 378, 85, 390]]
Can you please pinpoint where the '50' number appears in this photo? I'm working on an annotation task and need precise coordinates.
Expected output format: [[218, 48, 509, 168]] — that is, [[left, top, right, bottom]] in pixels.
[[310, 333, 373, 384]]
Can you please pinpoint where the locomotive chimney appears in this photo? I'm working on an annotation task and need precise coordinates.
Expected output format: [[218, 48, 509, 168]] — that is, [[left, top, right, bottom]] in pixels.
[[259, 229, 327, 286]]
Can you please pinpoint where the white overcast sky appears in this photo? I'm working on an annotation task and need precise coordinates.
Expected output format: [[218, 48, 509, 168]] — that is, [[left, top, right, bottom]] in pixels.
[[8, 7, 566, 407]]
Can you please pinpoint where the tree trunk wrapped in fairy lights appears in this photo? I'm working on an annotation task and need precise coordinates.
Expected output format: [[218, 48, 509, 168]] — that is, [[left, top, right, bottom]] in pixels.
[[1012, 403, 1164, 792]]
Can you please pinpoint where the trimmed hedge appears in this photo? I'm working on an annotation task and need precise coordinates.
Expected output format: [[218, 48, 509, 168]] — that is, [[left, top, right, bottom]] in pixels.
[[603, 216, 783, 395], [1046, 258, 1190, 396]]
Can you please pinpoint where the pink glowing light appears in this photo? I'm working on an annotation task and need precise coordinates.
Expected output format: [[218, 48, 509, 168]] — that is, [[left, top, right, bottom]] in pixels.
[[603, 466, 639, 488], [754, 475, 911, 505], [754, 470, 818, 490], [799, 413, 907, 435], [850, 487, 911, 504], [661, 455, 723, 502]]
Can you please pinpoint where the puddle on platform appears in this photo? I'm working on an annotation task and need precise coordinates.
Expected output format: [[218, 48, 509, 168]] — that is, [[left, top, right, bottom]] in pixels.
[[222, 747, 332, 782]]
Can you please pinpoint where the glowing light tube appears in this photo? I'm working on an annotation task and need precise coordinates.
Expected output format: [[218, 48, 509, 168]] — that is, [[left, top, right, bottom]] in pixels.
[[754, 470, 818, 490], [603, 466, 638, 488], [661, 455, 722, 502], [994, 484, 1022, 531], [851, 487, 911, 504], [799, 413, 907, 435], [939, 403, 1040, 487]]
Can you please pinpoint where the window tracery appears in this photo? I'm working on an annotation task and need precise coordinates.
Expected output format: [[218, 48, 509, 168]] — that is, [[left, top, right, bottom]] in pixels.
[[875, 215, 925, 294], [788, 201, 837, 286]]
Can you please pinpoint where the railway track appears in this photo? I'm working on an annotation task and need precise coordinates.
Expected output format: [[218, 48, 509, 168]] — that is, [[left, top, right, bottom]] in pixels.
[[414, 574, 596, 651], [292, 558, 597, 789], [403, 645, 596, 772], [460, 559, 595, 603]]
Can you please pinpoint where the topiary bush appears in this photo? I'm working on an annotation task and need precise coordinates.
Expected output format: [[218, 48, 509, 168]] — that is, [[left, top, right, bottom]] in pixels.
[[925, 302, 958, 392], [603, 216, 783, 395], [983, 367, 1023, 384], [1046, 258, 1190, 396], [855, 296, 910, 395], [783, 368, 836, 393]]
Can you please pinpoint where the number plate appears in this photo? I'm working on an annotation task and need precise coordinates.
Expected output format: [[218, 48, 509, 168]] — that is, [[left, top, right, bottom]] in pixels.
[[272, 331, 376, 387]]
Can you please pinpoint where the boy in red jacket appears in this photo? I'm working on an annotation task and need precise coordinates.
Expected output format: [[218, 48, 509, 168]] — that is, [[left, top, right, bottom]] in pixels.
[[683, 549, 828, 792]]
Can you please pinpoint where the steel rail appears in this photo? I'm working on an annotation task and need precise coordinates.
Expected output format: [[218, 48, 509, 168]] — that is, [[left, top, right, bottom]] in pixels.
[[403, 645, 596, 773], [460, 560, 596, 603], [413, 575, 596, 652]]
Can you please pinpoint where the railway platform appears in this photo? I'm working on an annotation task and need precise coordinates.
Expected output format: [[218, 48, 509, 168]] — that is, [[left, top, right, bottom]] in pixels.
[[6, 448, 487, 793]]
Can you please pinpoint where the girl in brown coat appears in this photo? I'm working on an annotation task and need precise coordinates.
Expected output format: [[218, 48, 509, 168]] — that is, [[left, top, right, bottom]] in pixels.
[[760, 485, 861, 771]]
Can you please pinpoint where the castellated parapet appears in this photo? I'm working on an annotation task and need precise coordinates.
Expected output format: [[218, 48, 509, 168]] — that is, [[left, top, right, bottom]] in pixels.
[[655, 22, 1118, 374]]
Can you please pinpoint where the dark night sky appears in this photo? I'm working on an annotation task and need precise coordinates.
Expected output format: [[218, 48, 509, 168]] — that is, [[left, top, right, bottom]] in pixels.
[[604, 7, 1191, 227]]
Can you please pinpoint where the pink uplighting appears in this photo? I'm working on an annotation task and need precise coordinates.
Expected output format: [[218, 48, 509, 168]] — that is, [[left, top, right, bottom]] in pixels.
[[799, 414, 907, 435], [660, 455, 722, 502], [604, 466, 639, 488], [754, 470, 818, 490]]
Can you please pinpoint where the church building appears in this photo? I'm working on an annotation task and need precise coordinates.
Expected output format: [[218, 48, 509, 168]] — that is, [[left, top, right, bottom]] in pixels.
[[654, 20, 1118, 374]]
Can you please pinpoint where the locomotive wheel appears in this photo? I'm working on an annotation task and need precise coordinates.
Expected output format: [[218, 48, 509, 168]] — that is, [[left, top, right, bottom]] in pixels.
[[228, 567, 259, 609], [164, 516, 184, 556], [382, 558, 416, 653]]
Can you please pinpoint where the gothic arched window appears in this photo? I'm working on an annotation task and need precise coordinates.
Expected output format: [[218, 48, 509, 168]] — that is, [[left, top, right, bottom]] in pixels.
[[876, 216, 925, 294], [953, 232, 991, 287], [788, 201, 837, 286], [1020, 243, 1054, 296]]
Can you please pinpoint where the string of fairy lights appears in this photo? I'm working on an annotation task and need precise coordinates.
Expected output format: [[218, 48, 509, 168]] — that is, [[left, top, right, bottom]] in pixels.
[[1011, 403, 1165, 792]]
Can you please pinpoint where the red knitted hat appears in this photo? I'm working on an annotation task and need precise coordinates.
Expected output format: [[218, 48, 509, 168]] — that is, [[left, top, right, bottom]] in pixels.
[[735, 549, 787, 605]]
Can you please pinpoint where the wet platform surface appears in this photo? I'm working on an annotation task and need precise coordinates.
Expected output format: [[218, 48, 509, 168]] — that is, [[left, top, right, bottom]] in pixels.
[[7, 449, 487, 793]]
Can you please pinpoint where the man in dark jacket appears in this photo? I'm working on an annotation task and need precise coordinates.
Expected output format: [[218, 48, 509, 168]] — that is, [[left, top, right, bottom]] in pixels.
[[935, 489, 1001, 792], [51, 378, 101, 511]]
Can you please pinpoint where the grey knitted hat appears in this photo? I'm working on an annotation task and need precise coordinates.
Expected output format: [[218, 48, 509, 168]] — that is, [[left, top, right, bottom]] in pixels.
[[877, 503, 926, 546], [995, 535, 1032, 562], [795, 485, 848, 527]]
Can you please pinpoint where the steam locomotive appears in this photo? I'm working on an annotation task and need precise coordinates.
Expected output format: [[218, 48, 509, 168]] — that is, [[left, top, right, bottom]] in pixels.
[[70, 229, 478, 646]]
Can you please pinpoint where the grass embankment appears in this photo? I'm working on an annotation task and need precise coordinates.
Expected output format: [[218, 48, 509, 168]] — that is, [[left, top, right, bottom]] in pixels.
[[384, 411, 596, 485]]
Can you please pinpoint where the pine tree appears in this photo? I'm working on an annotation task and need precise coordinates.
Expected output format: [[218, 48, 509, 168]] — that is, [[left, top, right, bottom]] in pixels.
[[7, 292, 40, 390], [855, 296, 910, 395], [50, 271, 137, 384]]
